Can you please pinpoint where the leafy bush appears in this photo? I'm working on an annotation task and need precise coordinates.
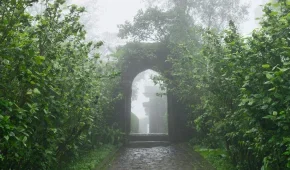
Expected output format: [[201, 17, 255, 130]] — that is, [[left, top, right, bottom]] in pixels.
[[170, 1, 290, 169], [0, 0, 122, 169], [65, 144, 117, 170], [194, 146, 234, 170]]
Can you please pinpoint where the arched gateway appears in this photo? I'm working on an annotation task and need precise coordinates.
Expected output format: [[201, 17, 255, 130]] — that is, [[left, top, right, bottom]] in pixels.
[[115, 42, 193, 142]]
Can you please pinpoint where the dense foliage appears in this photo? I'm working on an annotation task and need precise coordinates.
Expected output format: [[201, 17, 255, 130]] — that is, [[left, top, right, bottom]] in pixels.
[[118, 0, 290, 169], [193, 2, 290, 169], [65, 144, 117, 170], [0, 0, 122, 169], [168, 1, 290, 169]]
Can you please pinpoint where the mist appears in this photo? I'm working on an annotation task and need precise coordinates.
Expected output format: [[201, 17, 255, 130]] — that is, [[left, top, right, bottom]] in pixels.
[[3, 0, 289, 169], [66, 0, 268, 53], [131, 70, 168, 134]]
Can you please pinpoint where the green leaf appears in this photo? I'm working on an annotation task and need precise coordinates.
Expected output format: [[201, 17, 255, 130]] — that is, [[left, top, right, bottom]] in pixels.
[[4, 136, 9, 141], [27, 89, 33, 95], [34, 56, 45, 65], [33, 88, 41, 94], [270, 11, 278, 16], [3, 116, 10, 122], [279, 68, 289, 73], [261, 105, 268, 110], [262, 64, 270, 69], [23, 136, 27, 143], [248, 98, 254, 106], [266, 73, 273, 80], [263, 115, 275, 120], [9, 132, 15, 137], [268, 87, 276, 92]]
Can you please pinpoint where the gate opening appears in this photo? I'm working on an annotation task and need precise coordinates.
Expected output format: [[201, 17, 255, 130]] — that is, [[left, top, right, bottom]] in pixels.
[[130, 69, 168, 134]]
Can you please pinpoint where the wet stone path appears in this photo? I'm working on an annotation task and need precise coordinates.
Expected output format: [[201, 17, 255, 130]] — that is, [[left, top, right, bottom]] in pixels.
[[107, 145, 215, 170]]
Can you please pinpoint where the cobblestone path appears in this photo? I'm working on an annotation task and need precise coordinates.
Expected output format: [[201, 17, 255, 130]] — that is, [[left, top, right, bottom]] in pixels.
[[106, 145, 215, 170]]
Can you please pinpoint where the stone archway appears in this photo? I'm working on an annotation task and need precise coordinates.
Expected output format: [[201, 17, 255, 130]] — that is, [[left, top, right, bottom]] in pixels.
[[115, 42, 193, 142]]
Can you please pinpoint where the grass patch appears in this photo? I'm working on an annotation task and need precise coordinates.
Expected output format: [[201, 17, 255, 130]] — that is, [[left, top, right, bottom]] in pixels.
[[65, 144, 117, 170], [194, 146, 235, 170]]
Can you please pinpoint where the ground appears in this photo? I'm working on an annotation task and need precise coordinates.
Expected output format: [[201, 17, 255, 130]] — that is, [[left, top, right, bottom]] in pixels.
[[106, 144, 215, 170]]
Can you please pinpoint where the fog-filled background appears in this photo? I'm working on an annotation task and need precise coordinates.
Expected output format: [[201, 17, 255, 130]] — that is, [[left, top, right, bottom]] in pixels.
[[65, 0, 268, 56], [66, 0, 269, 134], [69, 0, 268, 37], [67, 0, 268, 132], [68, 0, 267, 33]]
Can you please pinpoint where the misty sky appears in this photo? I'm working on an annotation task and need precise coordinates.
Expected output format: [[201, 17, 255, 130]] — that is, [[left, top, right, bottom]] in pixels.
[[97, 0, 145, 33], [70, 0, 267, 35]]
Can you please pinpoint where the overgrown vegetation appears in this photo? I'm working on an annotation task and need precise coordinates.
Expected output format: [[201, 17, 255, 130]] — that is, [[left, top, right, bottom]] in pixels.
[[189, 2, 290, 168], [65, 144, 117, 170], [0, 0, 122, 169], [117, 0, 290, 169], [176, 1, 290, 170], [194, 146, 234, 170]]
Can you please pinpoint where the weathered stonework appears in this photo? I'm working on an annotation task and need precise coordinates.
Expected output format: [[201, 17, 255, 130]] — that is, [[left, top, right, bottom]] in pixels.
[[115, 42, 193, 142]]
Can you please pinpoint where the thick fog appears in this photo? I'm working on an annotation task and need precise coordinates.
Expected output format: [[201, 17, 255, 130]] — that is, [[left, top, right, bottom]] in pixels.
[[131, 70, 168, 134], [28, 0, 269, 54], [66, 0, 268, 134], [29, 0, 270, 134], [63, 0, 269, 53]]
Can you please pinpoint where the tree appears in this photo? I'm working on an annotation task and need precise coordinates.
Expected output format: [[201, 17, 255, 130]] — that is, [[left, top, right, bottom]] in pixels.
[[119, 0, 249, 42], [0, 0, 122, 169]]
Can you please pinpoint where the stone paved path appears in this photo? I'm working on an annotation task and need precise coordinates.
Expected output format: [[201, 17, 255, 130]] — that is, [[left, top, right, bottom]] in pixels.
[[106, 145, 215, 170]]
